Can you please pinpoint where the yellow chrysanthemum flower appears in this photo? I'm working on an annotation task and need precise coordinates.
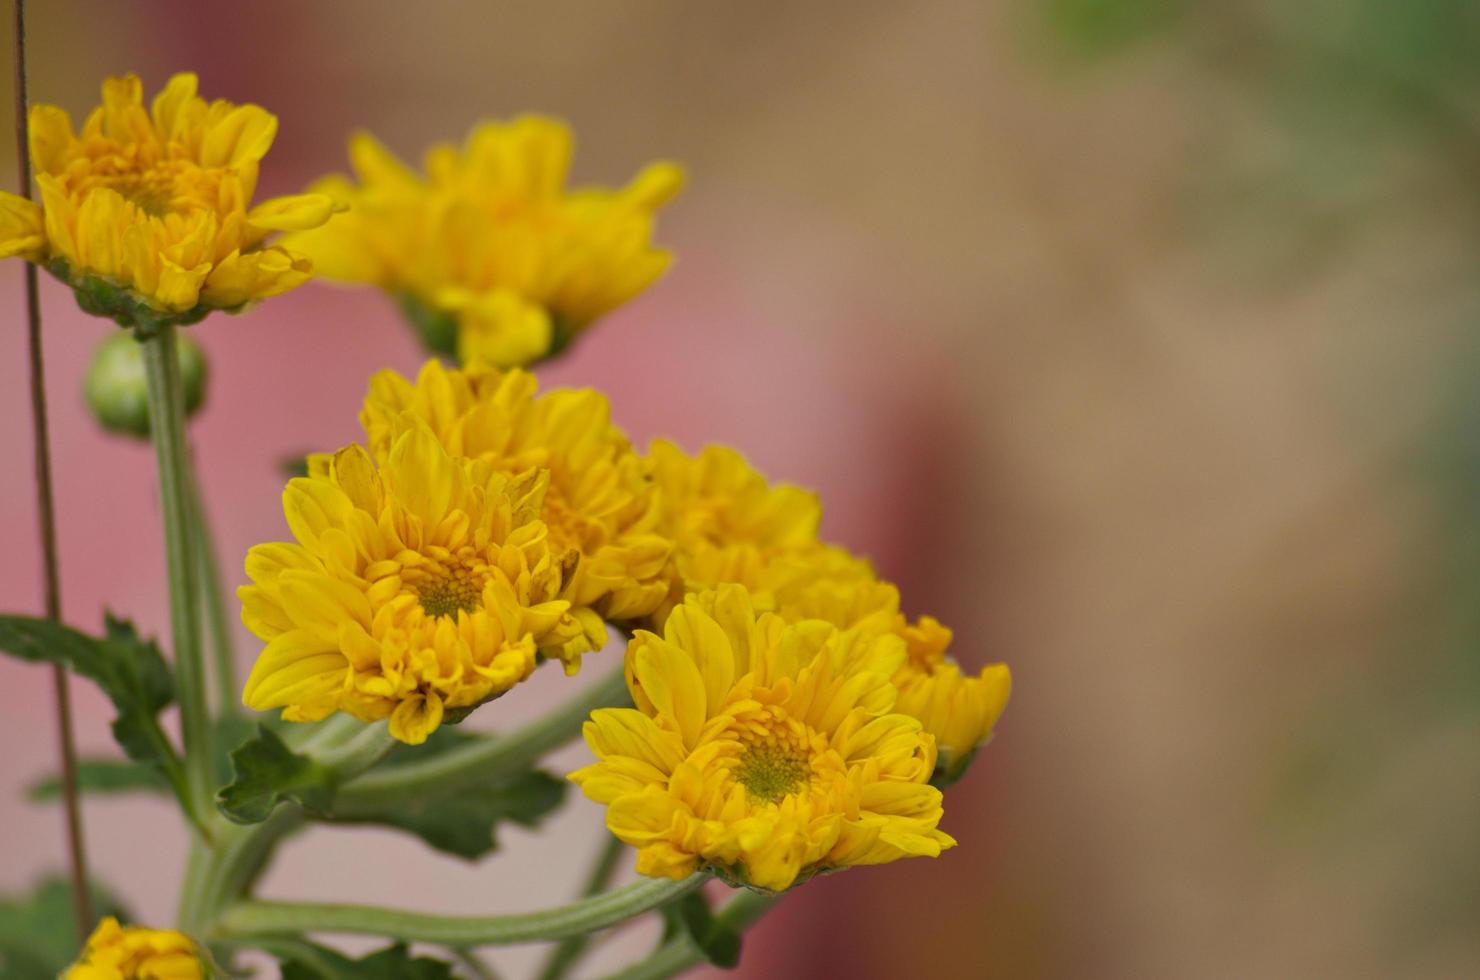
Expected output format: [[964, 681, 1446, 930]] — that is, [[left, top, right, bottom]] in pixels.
[[357, 359, 673, 668], [647, 441, 1010, 778], [283, 116, 683, 366], [64, 917, 205, 980], [645, 439, 823, 622], [571, 586, 955, 893], [0, 72, 336, 326], [240, 428, 583, 744]]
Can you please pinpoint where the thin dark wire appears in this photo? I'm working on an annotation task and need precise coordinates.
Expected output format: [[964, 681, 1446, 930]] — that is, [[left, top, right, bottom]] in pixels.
[[14, 0, 91, 936]]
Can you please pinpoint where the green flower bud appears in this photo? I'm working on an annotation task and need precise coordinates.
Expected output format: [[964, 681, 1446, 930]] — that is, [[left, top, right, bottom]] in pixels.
[[84, 330, 208, 439], [397, 291, 460, 359]]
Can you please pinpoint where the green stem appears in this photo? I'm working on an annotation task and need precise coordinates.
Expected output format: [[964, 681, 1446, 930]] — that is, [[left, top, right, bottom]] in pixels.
[[176, 838, 212, 931], [186, 807, 305, 934], [213, 874, 704, 947], [601, 891, 779, 980], [138, 711, 206, 837], [535, 834, 627, 980], [186, 454, 238, 717], [315, 720, 395, 774], [337, 666, 629, 808], [140, 324, 213, 830]]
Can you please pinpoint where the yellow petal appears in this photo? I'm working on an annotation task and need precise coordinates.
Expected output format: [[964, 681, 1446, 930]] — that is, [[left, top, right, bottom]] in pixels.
[[27, 105, 74, 175], [99, 74, 144, 141], [621, 161, 685, 210], [0, 192, 44, 259], [455, 290, 553, 368], [201, 246, 312, 308], [384, 425, 458, 527], [241, 629, 345, 709], [631, 633, 707, 750], [348, 130, 419, 188], [200, 103, 278, 168], [150, 72, 200, 143], [247, 193, 340, 232], [388, 692, 443, 744], [332, 443, 380, 512], [154, 256, 210, 312]]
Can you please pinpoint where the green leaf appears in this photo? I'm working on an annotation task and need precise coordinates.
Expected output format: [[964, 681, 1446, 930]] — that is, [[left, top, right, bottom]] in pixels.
[[329, 767, 566, 860], [27, 757, 169, 801], [0, 877, 130, 979], [322, 727, 567, 859], [278, 941, 455, 980], [217, 724, 337, 824], [0, 614, 179, 778], [662, 889, 742, 969], [31, 716, 262, 805]]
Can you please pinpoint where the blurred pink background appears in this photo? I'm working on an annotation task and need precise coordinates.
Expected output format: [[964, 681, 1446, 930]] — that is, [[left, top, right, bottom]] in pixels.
[[3, 2, 1478, 977]]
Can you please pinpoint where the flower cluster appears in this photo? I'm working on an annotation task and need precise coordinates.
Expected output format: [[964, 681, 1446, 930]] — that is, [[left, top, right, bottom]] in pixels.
[[64, 917, 206, 979], [0, 73, 335, 326], [282, 116, 683, 366]]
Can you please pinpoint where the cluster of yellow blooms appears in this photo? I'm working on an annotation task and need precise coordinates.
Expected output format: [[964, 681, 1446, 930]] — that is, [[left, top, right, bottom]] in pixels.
[[241, 354, 1010, 887], [4, 72, 1009, 954], [63, 917, 205, 979]]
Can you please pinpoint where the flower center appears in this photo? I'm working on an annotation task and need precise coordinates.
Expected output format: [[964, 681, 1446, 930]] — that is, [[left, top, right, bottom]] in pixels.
[[732, 739, 810, 804], [72, 157, 216, 218], [408, 563, 486, 619]]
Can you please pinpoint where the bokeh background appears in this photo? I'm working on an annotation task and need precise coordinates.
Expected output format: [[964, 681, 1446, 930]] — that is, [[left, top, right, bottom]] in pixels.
[[3, 1, 1479, 977]]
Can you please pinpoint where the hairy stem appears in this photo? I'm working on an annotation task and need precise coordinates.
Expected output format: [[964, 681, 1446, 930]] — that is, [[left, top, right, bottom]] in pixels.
[[186, 807, 305, 934], [337, 665, 629, 808], [535, 833, 627, 980], [214, 875, 705, 947], [601, 891, 779, 980], [140, 324, 213, 834], [13, 0, 90, 934]]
